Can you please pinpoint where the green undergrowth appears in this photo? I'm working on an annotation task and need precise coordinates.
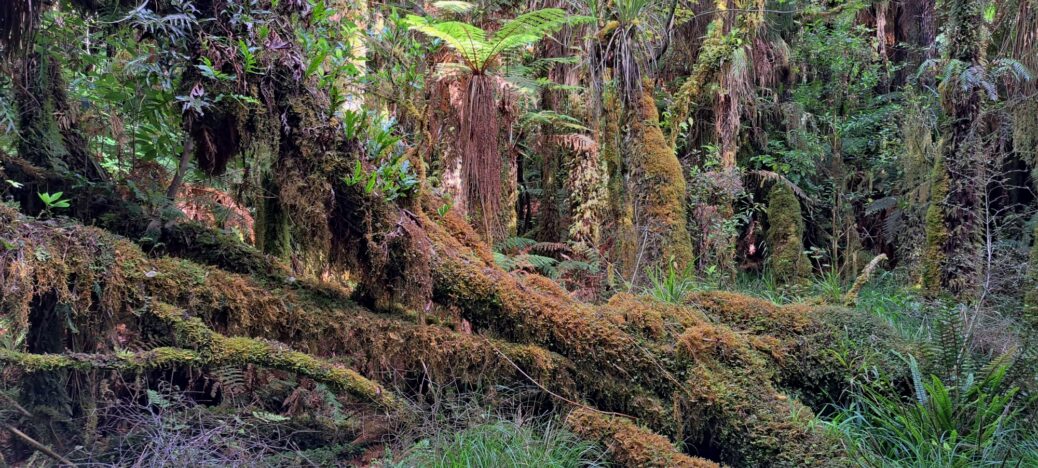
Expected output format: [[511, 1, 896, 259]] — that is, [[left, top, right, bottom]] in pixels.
[[374, 386, 606, 468], [382, 419, 606, 468], [823, 359, 1038, 467]]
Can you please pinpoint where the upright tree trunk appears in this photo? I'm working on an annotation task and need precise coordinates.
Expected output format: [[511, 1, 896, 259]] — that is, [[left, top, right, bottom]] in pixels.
[[13, 52, 106, 214], [460, 74, 506, 241], [936, 0, 985, 298], [623, 85, 695, 283]]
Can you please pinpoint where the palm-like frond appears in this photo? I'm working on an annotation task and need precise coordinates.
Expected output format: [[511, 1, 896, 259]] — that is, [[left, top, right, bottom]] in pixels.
[[482, 9, 574, 64], [520, 110, 588, 132], [405, 17, 487, 70], [432, 1, 475, 14], [407, 9, 587, 73]]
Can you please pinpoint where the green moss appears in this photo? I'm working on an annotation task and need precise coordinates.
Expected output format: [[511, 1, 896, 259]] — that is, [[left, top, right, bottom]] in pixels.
[[680, 363, 845, 467], [0, 349, 87, 372], [625, 85, 695, 279], [765, 183, 806, 284], [922, 158, 948, 296]]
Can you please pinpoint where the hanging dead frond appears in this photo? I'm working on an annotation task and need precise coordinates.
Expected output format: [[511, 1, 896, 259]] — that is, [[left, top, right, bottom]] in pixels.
[[551, 133, 598, 154], [746, 170, 814, 205], [460, 74, 504, 238], [0, 0, 39, 60]]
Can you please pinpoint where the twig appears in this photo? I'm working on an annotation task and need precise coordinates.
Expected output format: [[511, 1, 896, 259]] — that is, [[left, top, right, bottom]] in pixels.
[[480, 336, 632, 419], [2, 422, 75, 466], [0, 392, 31, 417]]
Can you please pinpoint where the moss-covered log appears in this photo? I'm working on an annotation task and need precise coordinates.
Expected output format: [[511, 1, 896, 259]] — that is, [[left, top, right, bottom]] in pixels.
[[1, 201, 910, 465], [1, 337, 401, 413], [2, 147, 908, 467], [566, 408, 720, 468]]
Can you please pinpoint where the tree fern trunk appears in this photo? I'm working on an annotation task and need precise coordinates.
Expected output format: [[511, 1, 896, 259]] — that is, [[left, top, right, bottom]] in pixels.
[[460, 74, 505, 241]]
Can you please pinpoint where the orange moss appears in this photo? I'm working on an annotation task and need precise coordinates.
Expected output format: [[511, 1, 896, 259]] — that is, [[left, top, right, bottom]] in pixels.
[[422, 194, 494, 264], [424, 212, 666, 390], [566, 408, 720, 468], [677, 324, 749, 363], [603, 294, 669, 339]]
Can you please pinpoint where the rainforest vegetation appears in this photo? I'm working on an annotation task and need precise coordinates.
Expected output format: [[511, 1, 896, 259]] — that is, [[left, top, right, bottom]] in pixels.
[[0, 0, 1037, 466]]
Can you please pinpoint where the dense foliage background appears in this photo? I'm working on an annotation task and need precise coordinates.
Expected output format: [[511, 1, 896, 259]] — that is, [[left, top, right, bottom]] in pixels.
[[1, 0, 1037, 466]]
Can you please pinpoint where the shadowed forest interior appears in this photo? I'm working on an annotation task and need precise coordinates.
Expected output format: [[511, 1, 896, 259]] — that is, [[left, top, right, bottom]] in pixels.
[[1, 0, 1038, 466]]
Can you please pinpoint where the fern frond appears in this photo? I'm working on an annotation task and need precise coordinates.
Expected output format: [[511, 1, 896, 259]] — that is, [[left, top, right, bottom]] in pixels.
[[992, 58, 1034, 83], [865, 196, 898, 216], [496, 236, 537, 252], [936, 305, 966, 383], [493, 251, 518, 271], [520, 110, 588, 132], [482, 9, 590, 68], [432, 1, 475, 14], [558, 259, 599, 273], [530, 241, 569, 254], [909, 355, 927, 405], [521, 253, 559, 269], [211, 365, 248, 400], [405, 16, 487, 69], [518, 254, 560, 278]]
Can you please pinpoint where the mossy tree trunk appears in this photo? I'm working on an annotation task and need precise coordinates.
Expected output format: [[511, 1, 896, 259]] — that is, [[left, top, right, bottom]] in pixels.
[[935, 0, 986, 299], [765, 183, 806, 284], [18, 294, 76, 452], [622, 86, 695, 283], [922, 157, 949, 295], [12, 52, 106, 215]]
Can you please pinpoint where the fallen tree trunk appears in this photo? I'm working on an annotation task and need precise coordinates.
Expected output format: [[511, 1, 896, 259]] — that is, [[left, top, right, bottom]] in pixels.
[[0, 202, 912, 466]]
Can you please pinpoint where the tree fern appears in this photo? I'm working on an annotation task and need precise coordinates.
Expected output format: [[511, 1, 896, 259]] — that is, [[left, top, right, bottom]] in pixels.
[[405, 9, 586, 74]]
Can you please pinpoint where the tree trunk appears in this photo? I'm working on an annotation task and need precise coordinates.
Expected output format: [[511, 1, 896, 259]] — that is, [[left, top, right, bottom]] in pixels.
[[937, 0, 985, 298]]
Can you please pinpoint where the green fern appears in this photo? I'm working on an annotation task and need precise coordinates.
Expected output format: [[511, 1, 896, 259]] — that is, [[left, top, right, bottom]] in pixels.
[[405, 9, 587, 74], [495, 236, 538, 252], [908, 354, 927, 405], [934, 304, 966, 383], [493, 251, 518, 271], [210, 365, 248, 400]]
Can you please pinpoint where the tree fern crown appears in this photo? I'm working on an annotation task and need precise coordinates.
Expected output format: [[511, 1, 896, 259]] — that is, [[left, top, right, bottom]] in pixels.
[[405, 8, 587, 74]]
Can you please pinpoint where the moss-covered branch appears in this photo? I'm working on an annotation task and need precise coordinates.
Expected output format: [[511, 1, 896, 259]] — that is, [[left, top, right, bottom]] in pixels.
[[0, 332, 404, 413], [566, 408, 719, 468]]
